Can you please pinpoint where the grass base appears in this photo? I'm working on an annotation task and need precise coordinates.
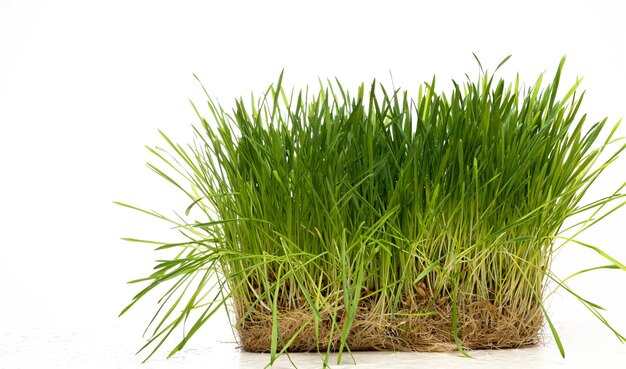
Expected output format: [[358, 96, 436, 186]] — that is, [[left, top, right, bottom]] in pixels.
[[236, 296, 543, 352]]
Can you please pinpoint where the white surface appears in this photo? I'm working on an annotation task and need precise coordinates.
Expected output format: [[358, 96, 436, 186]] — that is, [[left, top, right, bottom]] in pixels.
[[2, 310, 626, 369], [1, 0, 626, 368]]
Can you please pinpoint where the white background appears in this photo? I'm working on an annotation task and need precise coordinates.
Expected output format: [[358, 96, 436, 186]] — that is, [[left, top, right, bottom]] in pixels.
[[1, 0, 626, 368]]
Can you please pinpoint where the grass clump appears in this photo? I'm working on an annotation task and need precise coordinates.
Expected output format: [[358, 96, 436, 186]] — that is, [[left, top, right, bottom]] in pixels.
[[118, 56, 626, 365]]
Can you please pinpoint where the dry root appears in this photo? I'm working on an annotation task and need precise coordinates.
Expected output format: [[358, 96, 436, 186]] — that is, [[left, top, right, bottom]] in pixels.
[[235, 297, 542, 352]]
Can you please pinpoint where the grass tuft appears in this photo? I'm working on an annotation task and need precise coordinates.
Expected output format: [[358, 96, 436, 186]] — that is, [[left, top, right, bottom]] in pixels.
[[118, 56, 626, 364]]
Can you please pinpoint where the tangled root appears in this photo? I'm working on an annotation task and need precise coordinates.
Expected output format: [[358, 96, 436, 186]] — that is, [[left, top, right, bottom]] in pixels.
[[236, 296, 543, 352]]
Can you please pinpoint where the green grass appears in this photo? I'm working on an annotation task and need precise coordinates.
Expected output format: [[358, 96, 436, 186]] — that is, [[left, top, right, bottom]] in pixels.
[[117, 56, 626, 365]]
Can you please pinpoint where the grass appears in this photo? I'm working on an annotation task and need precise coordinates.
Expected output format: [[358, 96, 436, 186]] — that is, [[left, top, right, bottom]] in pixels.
[[117, 56, 626, 366]]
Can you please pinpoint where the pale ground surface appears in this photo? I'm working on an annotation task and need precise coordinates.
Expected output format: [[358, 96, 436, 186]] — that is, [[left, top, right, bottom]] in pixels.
[[2, 299, 625, 369]]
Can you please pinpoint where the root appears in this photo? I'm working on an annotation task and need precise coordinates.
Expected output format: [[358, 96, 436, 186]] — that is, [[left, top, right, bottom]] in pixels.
[[235, 297, 542, 352]]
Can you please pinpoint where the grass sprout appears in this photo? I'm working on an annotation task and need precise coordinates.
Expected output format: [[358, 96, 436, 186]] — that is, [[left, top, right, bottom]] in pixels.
[[118, 56, 626, 365]]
